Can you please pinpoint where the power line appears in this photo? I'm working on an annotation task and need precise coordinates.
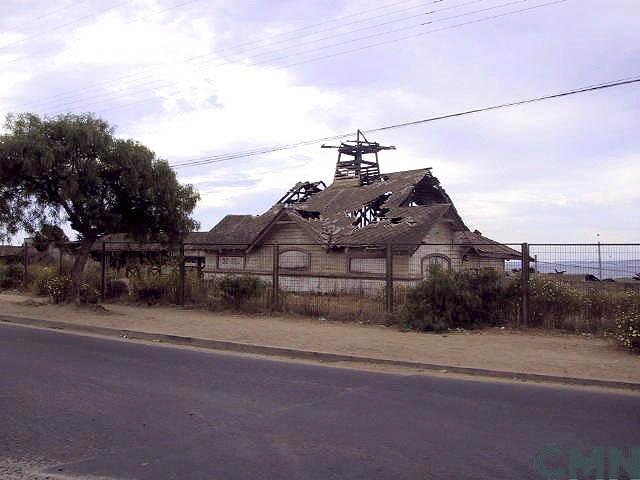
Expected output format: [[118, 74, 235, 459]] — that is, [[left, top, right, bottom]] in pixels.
[[0, 0, 134, 55], [5, 0, 93, 30], [45, 0, 549, 116], [0, 0, 204, 70], [25, 0, 461, 113], [169, 75, 640, 169], [14, 0, 441, 110]]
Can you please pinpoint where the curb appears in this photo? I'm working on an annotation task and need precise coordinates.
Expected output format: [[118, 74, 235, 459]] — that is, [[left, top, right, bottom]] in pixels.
[[2, 314, 639, 392]]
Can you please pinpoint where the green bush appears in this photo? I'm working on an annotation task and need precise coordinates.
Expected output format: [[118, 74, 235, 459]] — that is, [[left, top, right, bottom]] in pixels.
[[31, 265, 58, 296], [128, 269, 203, 304], [529, 276, 582, 328], [216, 275, 267, 307], [79, 281, 99, 304], [106, 279, 129, 299], [131, 274, 171, 303], [44, 275, 71, 304], [613, 307, 640, 353], [0, 263, 23, 289], [83, 263, 103, 292], [399, 267, 518, 332], [612, 291, 640, 353]]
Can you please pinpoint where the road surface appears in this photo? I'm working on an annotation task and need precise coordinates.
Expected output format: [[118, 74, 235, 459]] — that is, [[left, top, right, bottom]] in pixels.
[[1, 322, 638, 479]]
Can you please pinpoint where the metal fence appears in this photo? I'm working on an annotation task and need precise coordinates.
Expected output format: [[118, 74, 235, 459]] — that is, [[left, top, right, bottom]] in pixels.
[[14, 240, 640, 330]]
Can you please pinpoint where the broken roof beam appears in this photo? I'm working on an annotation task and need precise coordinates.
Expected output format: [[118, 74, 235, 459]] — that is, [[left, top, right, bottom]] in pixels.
[[277, 181, 326, 205]]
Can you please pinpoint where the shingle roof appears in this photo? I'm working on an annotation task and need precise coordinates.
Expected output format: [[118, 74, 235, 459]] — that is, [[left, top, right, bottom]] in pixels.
[[344, 204, 451, 247], [299, 168, 431, 215], [453, 231, 521, 259], [205, 168, 469, 252], [204, 209, 281, 248]]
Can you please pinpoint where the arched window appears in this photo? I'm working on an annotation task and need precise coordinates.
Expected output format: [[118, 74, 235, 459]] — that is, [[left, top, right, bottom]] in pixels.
[[421, 254, 451, 277], [279, 249, 310, 270]]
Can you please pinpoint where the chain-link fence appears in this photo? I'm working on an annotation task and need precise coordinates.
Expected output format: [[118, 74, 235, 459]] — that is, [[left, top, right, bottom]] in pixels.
[[13, 240, 640, 331]]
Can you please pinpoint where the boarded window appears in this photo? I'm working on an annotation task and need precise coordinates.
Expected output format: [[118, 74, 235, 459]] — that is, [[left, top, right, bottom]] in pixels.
[[279, 250, 309, 270], [349, 257, 386, 274], [218, 255, 244, 270]]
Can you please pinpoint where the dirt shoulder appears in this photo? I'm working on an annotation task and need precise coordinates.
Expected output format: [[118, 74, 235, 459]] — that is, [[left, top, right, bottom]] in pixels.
[[1, 292, 638, 384]]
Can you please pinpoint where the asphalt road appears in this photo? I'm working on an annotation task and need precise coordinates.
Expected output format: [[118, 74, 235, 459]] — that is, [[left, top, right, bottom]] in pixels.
[[1, 323, 638, 480]]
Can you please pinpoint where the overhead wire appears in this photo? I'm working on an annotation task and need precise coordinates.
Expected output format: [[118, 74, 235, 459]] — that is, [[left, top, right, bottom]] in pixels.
[[44, 0, 542, 115], [12, 0, 442, 110], [0, 0, 205, 60], [4, 0, 93, 30], [0, 0, 135, 56], [82, 0, 567, 117], [23, 0, 460, 112], [167, 75, 640, 168]]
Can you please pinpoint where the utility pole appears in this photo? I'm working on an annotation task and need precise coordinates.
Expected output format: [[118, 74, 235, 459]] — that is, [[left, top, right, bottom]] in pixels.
[[521, 243, 530, 327]]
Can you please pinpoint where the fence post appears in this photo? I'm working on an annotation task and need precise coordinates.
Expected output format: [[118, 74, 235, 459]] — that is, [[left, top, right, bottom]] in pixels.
[[179, 241, 186, 306], [22, 240, 28, 287], [100, 241, 106, 301], [385, 244, 393, 315], [521, 242, 530, 327], [272, 244, 280, 309]]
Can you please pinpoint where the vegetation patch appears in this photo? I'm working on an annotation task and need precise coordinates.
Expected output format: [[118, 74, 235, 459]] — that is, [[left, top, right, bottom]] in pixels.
[[399, 268, 519, 332], [0, 263, 23, 290], [214, 275, 268, 308]]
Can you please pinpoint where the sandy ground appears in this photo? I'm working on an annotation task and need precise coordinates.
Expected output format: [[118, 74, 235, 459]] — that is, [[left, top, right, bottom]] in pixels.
[[1, 292, 639, 384]]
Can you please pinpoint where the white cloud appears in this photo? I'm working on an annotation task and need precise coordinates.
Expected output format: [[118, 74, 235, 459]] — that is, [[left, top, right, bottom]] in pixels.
[[453, 154, 640, 240], [51, 7, 213, 67], [3, 0, 638, 243], [0, 31, 25, 49], [131, 63, 342, 157]]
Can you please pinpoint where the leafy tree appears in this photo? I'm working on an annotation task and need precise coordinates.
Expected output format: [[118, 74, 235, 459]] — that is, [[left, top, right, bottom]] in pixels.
[[0, 113, 200, 297], [33, 224, 69, 252]]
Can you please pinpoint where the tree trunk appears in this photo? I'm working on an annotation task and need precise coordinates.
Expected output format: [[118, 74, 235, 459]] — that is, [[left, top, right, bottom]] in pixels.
[[70, 240, 93, 303]]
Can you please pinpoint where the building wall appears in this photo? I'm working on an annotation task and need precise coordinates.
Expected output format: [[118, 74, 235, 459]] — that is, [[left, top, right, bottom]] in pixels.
[[408, 218, 460, 276], [201, 219, 505, 294]]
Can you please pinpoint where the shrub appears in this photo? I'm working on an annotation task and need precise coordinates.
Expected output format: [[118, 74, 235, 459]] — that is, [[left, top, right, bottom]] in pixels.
[[44, 275, 71, 304], [83, 263, 103, 292], [613, 307, 640, 353], [31, 265, 58, 296], [528, 276, 582, 328], [128, 269, 204, 304], [79, 281, 99, 304], [106, 279, 129, 299], [399, 267, 518, 332], [216, 275, 267, 307], [611, 291, 640, 353], [0, 263, 23, 289], [131, 274, 170, 303]]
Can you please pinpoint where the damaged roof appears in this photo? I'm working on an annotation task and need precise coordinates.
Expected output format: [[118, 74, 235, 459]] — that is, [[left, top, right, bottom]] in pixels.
[[204, 167, 481, 252], [454, 231, 521, 260]]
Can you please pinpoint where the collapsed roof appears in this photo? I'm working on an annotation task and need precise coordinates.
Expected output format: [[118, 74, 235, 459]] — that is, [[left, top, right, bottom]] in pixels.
[[202, 168, 518, 259], [200, 135, 520, 258]]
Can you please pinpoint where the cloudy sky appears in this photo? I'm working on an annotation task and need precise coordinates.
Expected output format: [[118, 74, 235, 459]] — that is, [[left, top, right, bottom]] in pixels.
[[1, 0, 638, 243]]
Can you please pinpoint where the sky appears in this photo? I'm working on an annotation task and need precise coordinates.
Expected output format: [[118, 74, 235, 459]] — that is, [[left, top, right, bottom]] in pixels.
[[1, 0, 639, 243]]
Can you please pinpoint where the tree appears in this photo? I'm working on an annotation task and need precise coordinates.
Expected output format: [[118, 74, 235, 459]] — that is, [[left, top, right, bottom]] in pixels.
[[33, 224, 69, 252], [0, 113, 200, 297]]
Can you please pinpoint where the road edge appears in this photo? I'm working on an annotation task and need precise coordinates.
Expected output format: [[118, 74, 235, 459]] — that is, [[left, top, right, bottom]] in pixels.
[[2, 313, 639, 391]]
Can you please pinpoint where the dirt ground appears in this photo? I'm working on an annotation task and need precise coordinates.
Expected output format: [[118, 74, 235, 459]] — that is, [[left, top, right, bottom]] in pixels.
[[1, 292, 639, 384]]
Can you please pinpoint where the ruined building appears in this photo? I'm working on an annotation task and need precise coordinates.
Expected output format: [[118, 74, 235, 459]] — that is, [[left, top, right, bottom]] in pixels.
[[193, 132, 519, 292]]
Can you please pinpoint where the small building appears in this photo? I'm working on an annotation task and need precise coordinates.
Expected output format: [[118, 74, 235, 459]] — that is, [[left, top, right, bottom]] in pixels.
[[191, 132, 520, 293]]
